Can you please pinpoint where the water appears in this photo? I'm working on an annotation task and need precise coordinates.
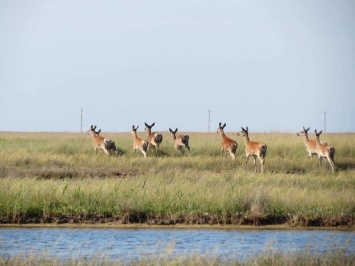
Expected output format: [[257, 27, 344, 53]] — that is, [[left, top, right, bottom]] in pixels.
[[0, 227, 354, 263]]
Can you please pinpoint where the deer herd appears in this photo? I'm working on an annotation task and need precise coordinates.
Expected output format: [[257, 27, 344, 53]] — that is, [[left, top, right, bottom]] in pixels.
[[87, 123, 336, 173]]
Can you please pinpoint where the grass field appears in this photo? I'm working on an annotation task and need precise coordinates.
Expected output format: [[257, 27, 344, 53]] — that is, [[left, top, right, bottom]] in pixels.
[[1, 247, 354, 266], [0, 131, 354, 227]]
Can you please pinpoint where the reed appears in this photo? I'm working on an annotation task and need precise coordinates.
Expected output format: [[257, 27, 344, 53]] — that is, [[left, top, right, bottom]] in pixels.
[[0, 131, 354, 226], [1, 244, 354, 266]]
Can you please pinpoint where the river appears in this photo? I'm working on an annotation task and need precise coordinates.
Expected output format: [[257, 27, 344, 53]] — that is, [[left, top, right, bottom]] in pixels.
[[0, 227, 354, 263]]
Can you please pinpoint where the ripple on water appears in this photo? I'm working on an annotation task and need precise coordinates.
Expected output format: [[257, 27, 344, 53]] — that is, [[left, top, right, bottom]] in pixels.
[[0, 228, 354, 262]]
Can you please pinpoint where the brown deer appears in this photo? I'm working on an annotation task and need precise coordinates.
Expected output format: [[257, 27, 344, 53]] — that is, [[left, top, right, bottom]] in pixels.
[[217, 122, 238, 160], [94, 127, 117, 155], [169, 128, 190, 152], [237, 127, 267, 173], [314, 129, 335, 173], [297, 126, 319, 158], [144, 122, 163, 153], [131, 125, 148, 157], [87, 125, 110, 155]]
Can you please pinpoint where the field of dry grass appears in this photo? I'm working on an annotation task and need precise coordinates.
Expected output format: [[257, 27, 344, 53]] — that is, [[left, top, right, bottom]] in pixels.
[[0, 131, 354, 227]]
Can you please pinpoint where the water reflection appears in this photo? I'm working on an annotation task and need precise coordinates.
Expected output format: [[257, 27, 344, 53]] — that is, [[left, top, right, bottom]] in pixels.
[[0, 228, 354, 262]]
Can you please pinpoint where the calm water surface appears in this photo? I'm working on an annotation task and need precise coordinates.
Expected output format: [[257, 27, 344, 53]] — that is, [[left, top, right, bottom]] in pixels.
[[0, 228, 354, 262]]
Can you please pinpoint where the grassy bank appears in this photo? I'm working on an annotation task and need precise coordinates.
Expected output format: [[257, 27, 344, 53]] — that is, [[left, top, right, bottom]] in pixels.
[[0, 131, 354, 227], [1, 245, 355, 266]]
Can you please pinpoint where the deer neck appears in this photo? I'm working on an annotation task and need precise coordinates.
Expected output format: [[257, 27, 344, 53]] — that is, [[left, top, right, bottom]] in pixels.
[[132, 131, 138, 139], [243, 134, 250, 144], [219, 131, 226, 139], [303, 133, 310, 144], [89, 131, 96, 140]]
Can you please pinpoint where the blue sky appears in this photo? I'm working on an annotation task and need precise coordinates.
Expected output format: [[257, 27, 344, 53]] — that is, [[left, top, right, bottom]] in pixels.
[[1, 0, 354, 133]]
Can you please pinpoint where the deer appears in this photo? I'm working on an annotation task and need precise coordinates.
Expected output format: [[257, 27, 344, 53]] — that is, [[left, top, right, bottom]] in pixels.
[[87, 125, 111, 155], [94, 127, 117, 155], [131, 125, 148, 157], [314, 129, 335, 173], [144, 122, 163, 153], [297, 126, 320, 158], [169, 128, 190, 152], [217, 122, 238, 160], [236, 126, 267, 173]]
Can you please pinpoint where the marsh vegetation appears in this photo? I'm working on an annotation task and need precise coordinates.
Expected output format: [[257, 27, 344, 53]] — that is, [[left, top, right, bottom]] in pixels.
[[0, 131, 354, 227]]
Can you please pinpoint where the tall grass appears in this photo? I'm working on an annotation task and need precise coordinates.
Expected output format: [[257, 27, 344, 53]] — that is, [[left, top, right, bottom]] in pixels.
[[0, 131, 354, 226]]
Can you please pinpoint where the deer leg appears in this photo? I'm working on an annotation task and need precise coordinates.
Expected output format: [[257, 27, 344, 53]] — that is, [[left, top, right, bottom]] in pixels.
[[102, 144, 109, 155], [229, 149, 235, 160], [318, 156, 322, 167], [327, 156, 335, 173], [245, 154, 249, 170], [253, 156, 257, 173], [258, 155, 265, 173], [141, 149, 147, 158]]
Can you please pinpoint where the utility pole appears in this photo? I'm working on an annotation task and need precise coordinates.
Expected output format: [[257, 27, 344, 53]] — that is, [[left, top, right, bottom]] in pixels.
[[324, 110, 326, 133], [81, 107, 83, 133], [208, 109, 210, 133]]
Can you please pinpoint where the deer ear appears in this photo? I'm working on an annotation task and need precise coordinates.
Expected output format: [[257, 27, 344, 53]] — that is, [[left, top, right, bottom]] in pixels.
[[176, 128, 178, 132], [136, 125, 139, 129], [241, 127, 245, 132], [223, 123, 226, 128], [219, 122, 221, 127], [91, 125, 93, 129], [169, 128, 172, 132], [319, 130, 322, 134], [306, 127, 310, 131], [246, 126, 248, 131], [152, 122, 155, 127]]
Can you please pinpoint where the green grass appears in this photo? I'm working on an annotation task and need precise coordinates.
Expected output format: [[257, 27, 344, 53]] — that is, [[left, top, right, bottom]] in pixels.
[[0, 131, 354, 226]]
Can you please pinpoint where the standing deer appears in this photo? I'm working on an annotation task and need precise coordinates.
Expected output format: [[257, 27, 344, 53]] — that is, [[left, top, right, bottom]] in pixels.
[[314, 129, 335, 173], [169, 128, 190, 152], [217, 122, 238, 160], [296, 126, 318, 158], [144, 122, 163, 153], [87, 125, 110, 155], [131, 125, 148, 157], [237, 127, 267, 173], [94, 127, 117, 155]]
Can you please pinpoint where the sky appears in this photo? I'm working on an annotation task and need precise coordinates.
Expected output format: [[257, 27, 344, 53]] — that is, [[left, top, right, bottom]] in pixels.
[[1, 0, 355, 133]]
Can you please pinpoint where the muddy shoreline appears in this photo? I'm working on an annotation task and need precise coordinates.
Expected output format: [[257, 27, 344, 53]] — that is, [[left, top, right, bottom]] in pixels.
[[0, 213, 354, 229]]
